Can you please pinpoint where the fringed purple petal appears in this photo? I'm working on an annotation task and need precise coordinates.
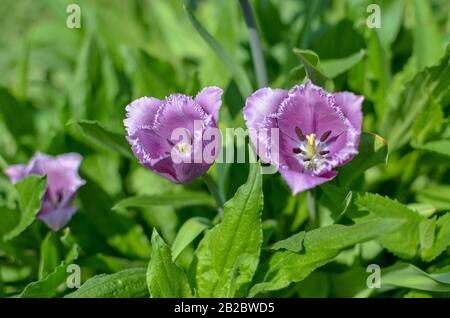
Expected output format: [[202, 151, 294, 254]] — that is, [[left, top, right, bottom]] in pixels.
[[125, 89, 223, 184], [195, 86, 223, 122], [124, 97, 161, 136], [244, 88, 288, 166], [45, 153, 85, 199], [244, 87, 288, 130], [333, 92, 363, 132], [128, 128, 171, 165]]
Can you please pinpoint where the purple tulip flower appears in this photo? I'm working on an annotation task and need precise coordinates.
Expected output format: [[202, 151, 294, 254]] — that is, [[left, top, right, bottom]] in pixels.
[[244, 81, 363, 194], [124, 87, 223, 183], [4, 153, 85, 231]]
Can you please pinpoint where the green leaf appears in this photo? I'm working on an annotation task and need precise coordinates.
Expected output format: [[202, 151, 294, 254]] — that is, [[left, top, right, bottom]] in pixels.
[[292, 48, 330, 88], [184, 4, 252, 97], [407, 203, 437, 218], [375, 0, 404, 48], [196, 162, 263, 297], [296, 271, 329, 298], [422, 213, 450, 262], [381, 263, 450, 292], [14, 42, 30, 100], [328, 267, 370, 298], [271, 231, 305, 253], [81, 154, 122, 196], [4, 175, 47, 241], [302, 219, 402, 251], [321, 49, 366, 79], [76, 177, 152, 259], [403, 291, 433, 298], [147, 230, 192, 298], [415, 140, 450, 157], [250, 249, 337, 297], [20, 245, 79, 298], [68, 34, 101, 120], [38, 232, 60, 280], [385, 46, 450, 150], [365, 29, 390, 120], [121, 48, 180, 99], [416, 184, 450, 210], [81, 254, 146, 273], [250, 218, 401, 296], [411, 0, 444, 70], [0, 206, 19, 238], [412, 97, 444, 145], [411, 96, 450, 157], [107, 225, 152, 260], [69, 120, 133, 159], [113, 191, 215, 210], [337, 132, 388, 188], [320, 183, 356, 221], [66, 268, 148, 298], [0, 87, 35, 137], [419, 217, 436, 251], [253, 0, 284, 46], [171, 217, 209, 261], [355, 193, 423, 259], [311, 19, 365, 60]]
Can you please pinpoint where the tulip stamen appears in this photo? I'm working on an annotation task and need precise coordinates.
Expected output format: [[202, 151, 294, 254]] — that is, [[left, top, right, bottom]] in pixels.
[[295, 127, 306, 141], [293, 131, 332, 172], [320, 130, 332, 142]]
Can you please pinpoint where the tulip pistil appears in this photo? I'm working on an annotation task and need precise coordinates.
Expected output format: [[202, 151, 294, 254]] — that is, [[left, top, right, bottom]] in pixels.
[[176, 142, 191, 156], [293, 129, 332, 172]]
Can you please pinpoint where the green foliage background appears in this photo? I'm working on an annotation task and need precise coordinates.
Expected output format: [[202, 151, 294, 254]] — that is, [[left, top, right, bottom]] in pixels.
[[0, 0, 449, 298]]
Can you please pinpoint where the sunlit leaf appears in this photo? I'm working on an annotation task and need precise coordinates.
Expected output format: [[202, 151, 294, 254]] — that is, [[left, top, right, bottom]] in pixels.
[[292, 48, 330, 88], [113, 191, 215, 210], [69, 120, 133, 159], [355, 193, 423, 259], [196, 162, 263, 297], [66, 268, 148, 298], [171, 217, 210, 261], [4, 175, 47, 241], [147, 230, 192, 298], [250, 218, 401, 296], [337, 132, 388, 188]]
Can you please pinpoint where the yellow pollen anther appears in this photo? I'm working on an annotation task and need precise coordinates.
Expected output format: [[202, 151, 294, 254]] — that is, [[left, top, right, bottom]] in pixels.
[[177, 142, 190, 155]]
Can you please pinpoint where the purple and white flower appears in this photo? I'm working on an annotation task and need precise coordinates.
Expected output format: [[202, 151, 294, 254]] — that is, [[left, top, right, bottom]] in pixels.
[[4, 153, 85, 231], [244, 81, 363, 194], [124, 87, 223, 184]]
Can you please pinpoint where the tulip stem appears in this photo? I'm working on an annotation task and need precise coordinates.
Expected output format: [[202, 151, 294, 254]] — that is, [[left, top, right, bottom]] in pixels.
[[202, 174, 224, 219], [307, 189, 318, 228], [239, 0, 268, 88]]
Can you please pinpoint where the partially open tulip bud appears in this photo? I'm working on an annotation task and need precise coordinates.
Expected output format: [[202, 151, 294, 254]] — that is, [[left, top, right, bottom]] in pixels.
[[244, 81, 363, 194], [124, 87, 223, 183], [4, 153, 85, 231]]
